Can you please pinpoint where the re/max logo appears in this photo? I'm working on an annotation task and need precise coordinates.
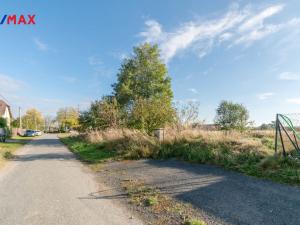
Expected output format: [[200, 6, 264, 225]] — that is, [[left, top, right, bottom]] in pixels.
[[0, 15, 36, 25]]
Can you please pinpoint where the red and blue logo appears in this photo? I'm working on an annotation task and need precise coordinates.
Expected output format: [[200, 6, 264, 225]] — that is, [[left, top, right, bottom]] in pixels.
[[0, 15, 35, 25]]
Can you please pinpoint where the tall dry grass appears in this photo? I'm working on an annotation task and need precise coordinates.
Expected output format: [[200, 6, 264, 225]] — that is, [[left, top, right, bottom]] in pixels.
[[84, 128, 158, 159], [83, 127, 274, 159]]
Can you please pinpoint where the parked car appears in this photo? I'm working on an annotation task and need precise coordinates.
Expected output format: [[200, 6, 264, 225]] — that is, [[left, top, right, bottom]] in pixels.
[[25, 130, 36, 137], [0, 128, 7, 142], [35, 130, 42, 136]]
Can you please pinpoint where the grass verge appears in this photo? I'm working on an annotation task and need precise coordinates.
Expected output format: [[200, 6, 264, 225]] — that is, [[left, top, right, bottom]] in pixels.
[[59, 134, 117, 165], [0, 136, 32, 168]]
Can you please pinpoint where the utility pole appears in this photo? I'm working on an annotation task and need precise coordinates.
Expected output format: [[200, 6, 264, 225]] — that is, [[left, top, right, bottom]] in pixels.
[[35, 116, 37, 130], [18, 107, 22, 128]]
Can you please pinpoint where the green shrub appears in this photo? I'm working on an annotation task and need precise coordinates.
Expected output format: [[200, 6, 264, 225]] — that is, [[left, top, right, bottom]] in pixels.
[[3, 151, 14, 159], [0, 118, 7, 128], [145, 196, 158, 206], [184, 219, 205, 225]]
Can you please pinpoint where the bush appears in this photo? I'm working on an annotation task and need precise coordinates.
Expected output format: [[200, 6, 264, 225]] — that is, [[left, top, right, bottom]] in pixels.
[[0, 118, 7, 128], [3, 151, 14, 159]]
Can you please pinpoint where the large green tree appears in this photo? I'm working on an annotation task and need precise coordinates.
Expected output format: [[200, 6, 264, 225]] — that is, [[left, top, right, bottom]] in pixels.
[[215, 100, 250, 131], [112, 43, 174, 132], [113, 43, 173, 107]]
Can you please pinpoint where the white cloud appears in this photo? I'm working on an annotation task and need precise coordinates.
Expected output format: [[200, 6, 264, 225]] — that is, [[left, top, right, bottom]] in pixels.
[[33, 38, 48, 51], [111, 52, 128, 61], [88, 55, 113, 79], [234, 23, 281, 45], [88, 56, 102, 66], [60, 76, 77, 83], [40, 98, 63, 104], [278, 72, 300, 81], [238, 4, 284, 32], [140, 4, 300, 62], [219, 32, 233, 42], [0, 74, 25, 93], [140, 20, 163, 43], [286, 98, 300, 104], [258, 92, 274, 100], [188, 88, 199, 94]]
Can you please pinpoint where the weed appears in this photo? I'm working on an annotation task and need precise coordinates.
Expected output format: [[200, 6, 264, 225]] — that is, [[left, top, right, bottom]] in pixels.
[[3, 151, 14, 159], [145, 196, 158, 206], [184, 219, 206, 225]]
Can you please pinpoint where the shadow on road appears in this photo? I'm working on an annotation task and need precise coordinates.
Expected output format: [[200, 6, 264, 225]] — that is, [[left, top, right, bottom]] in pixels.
[[12, 137, 76, 162], [13, 153, 75, 161], [96, 159, 300, 225]]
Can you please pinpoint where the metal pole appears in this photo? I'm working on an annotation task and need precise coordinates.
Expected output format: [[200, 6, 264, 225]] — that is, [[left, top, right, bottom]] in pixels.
[[293, 133, 300, 151], [19, 107, 22, 129], [278, 123, 286, 156], [275, 114, 279, 154], [279, 121, 299, 155]]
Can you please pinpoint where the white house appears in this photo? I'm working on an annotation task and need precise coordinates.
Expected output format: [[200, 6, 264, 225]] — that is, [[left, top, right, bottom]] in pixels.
[[0, 100, 12, 128]]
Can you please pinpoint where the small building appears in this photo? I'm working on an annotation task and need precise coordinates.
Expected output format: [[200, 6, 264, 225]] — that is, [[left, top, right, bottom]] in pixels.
[[0, 100, 12, 128]]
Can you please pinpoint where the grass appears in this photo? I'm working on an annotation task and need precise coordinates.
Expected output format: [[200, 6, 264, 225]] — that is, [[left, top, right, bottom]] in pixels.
[[59, 134, 117, 164], [59, 128, 300, 185], [0, 136, 32, 167]]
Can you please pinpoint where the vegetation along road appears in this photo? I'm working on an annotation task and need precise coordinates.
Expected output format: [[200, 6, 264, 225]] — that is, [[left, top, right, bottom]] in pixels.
[[0, 134, 142, 225]]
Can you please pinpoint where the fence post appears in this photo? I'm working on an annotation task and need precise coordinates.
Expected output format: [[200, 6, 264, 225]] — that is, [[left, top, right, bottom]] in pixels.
[[154, 128, 165, 142]]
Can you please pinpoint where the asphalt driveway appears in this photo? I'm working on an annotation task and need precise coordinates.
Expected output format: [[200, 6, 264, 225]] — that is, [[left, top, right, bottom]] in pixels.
[[98, 159, 300, 225]]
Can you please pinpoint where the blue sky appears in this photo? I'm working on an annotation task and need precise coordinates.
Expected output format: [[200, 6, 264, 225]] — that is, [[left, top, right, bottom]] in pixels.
[[1, 0, 300, 125]]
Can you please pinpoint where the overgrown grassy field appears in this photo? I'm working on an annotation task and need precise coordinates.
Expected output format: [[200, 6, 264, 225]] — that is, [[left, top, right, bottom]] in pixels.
[[0, 136, 32, 167], [60, 128, 300, 185]]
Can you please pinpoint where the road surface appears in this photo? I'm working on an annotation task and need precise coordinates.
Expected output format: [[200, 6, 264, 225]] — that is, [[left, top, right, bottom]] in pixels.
[[99, 159, 300, 225], [0, 134, 143, 225]]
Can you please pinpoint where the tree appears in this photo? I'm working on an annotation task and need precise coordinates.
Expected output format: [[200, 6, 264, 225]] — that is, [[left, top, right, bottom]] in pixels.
[[44, 115, 55, 132], [175, 101, 201, 129], [11, 118, 20, 128], [79, 96, 122, 130], [0, 118, 7, 128], [56, 107, 79, 130], [259, 122, 275, 130], [128, 97, 175, 133], [112, 43, 174, 132], [113, 43, 173, 107], [22, 108, 44, 130], [215, 100, 250, 131]]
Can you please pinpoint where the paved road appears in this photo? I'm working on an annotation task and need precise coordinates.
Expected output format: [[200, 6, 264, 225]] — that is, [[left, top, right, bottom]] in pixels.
[[0, 134, 143, 225], [100, 160, 300, 225]]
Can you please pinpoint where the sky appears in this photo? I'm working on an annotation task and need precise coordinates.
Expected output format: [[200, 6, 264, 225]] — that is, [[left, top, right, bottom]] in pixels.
[[1, 0, 300, 125]]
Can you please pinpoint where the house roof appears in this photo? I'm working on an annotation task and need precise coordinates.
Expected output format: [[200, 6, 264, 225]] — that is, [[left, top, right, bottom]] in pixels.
[[0, 100, 12, 118]]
